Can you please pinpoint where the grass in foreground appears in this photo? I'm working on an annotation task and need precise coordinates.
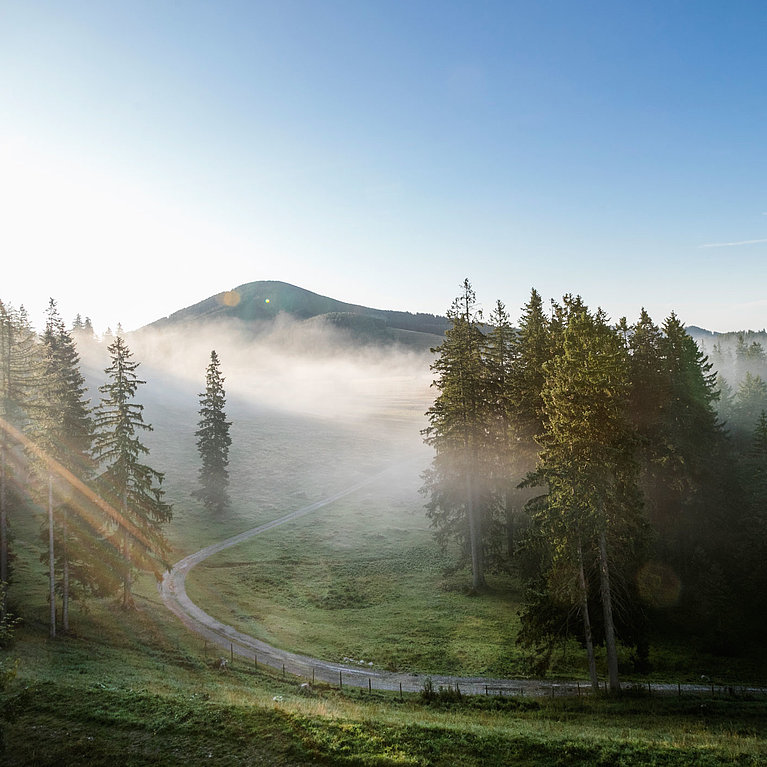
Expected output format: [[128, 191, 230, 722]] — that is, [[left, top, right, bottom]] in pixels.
[[4, 603, 767, 767], [3, 537, 767, 766]]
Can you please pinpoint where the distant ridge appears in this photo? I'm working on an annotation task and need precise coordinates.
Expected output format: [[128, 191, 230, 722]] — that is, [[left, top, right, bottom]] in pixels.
[[145, 280, 450, 348], [687, 325, 767, 344]]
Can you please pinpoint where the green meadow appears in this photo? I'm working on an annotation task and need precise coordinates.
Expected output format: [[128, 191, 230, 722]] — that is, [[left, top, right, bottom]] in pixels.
[[3, 391, 767, 764]]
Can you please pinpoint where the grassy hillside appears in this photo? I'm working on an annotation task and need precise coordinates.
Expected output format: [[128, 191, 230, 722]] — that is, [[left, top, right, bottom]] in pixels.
[[4, 505, 767, 766]]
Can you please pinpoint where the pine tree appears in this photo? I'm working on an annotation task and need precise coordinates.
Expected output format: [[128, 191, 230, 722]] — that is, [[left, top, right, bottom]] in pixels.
[[531, 307, 641, 691], [485, 300, 523, 563], [422, 279, 489, 590], [742, 412, 767, 623], [716, 374, 736, 430], [0, 301, 44, 618], [34, 300, 95, 633], [193, 350, 232, 515], [92, 337, 171, 609], [732, 373, 767, 441], [509, 288, 550, 465]]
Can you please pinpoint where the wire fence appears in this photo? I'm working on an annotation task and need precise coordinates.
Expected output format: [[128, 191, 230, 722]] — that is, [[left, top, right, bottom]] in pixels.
[[194, 626, 767, 700]]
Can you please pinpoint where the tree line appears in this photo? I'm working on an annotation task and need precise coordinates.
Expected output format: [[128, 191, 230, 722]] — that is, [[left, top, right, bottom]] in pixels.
[[423, 280, 767, 691], [0, 299, 231, 638]]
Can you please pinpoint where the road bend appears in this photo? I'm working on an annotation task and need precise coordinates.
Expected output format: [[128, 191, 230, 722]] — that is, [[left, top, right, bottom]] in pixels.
[[160, 467, 764, 699]]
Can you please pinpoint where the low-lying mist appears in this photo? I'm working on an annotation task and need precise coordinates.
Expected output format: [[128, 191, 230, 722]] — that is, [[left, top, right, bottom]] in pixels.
[[138, 314, 433, 423], [75, 315, 435, 533]]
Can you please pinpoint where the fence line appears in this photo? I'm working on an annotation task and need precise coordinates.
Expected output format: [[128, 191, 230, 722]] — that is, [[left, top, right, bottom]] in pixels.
[[194, 624, 767, 700]]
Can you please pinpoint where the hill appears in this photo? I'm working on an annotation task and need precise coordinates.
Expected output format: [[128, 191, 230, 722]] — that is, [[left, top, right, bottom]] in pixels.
[[146, 280, 450, 349]]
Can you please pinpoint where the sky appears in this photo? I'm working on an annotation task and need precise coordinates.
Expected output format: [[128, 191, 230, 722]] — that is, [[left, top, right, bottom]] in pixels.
[[1, 1, 766, 334]]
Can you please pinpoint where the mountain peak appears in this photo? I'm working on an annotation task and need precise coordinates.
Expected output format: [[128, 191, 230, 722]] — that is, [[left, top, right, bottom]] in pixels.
[[145, 280, 450, 348]]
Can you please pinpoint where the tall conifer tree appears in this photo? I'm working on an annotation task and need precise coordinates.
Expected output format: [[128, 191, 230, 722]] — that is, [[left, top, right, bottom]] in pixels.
[[528, 307, 642, 691], [193, 351, 232, 514], [34, 300, 95, 633], [485, 300, 523, 562], [93, 336, 171, 609], [0, 301, 44, 618], [422, 279, 489, 590]]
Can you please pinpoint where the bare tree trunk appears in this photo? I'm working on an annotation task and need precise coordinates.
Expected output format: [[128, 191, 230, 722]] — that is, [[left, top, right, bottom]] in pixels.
[[505, 501, 515, 560], [0, 444, 7, 620], [577, 539, 599, 691], [48, 474, 56, 639], [121, 489, 132, 609], [62, 506, 69, 632], [599, 530, 620, 692], [466, 471, 483, 591], [465, 454, 486, 592]]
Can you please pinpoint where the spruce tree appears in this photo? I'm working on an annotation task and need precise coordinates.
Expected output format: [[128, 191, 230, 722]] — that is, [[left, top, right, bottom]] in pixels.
[[0, 301, 44, 618], [485, 300, 522, 563], [34, 300, 95, 633], [193, 350, 232, 515], [509, 288, 550, 466], [422, 279, 489, 591], [93, 337, 171, 609], [529, 306, 642, 691]]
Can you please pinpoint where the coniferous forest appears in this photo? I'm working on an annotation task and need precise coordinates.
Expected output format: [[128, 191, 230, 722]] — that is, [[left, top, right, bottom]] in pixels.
[[0, 299, 175, 636], [423, 280, 767, 690]]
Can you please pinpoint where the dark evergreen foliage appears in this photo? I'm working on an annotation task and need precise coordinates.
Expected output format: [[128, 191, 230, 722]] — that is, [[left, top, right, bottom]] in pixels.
[[421, 279, 490, 591], [193, 350, 232, 515], [0, 300, 44, 618], [422, 282, 767, 680], [92, 336, 171, 609], [34, 300, 100, 632]]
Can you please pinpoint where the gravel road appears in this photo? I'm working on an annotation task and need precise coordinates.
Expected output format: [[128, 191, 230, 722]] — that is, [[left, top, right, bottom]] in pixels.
[[160, 469, 764, 699]]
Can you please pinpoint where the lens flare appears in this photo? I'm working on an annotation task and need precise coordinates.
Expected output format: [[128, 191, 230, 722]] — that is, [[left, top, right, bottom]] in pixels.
[[218, 290, 241, 307], [636, 560, 682, 609], [0, 416, 159, 560]]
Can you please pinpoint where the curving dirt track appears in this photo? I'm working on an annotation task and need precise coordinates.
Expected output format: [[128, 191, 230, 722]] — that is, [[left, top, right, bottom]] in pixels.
[[160, 468, 762, 698]]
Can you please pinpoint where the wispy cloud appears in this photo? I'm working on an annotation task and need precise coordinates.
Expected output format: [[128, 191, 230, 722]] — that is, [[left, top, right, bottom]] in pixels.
[[700, 238, 767, 248]]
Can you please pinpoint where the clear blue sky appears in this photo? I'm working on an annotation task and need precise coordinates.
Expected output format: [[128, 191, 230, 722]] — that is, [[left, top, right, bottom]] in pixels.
[[1, 1, 765, 333]]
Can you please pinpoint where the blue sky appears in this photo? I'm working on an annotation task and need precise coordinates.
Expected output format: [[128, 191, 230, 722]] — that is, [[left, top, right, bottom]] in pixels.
[[1, 1, 765, 333]]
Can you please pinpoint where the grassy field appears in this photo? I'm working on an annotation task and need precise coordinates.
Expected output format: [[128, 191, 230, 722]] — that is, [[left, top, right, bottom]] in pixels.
[[186, 468, 539, 679], [3, 366, 767, 763], [184, 463, 767, 686], [4, 569, 767, 766]]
